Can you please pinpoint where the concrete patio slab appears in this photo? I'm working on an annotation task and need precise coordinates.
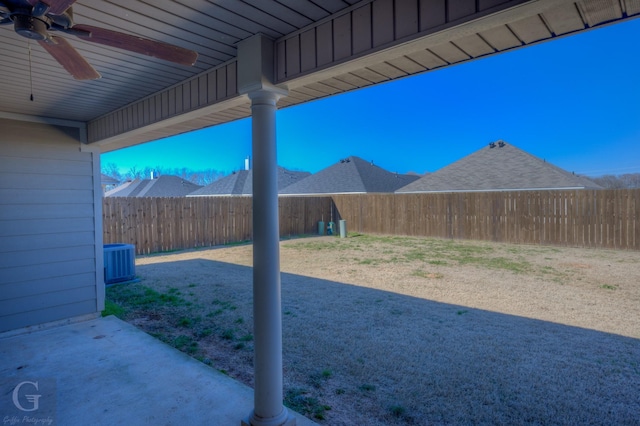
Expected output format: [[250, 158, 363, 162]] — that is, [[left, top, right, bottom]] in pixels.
[[0, 316, 316, 426]]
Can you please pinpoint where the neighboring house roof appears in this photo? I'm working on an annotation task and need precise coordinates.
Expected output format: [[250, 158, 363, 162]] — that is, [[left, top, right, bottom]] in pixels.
[[101, 174, 120, 185], [397, 141, 603, 193], [188, 167, 310, 196], [105, 180, 139, 197], [105, 175, 202, 197], [279, 156, 420, 195]]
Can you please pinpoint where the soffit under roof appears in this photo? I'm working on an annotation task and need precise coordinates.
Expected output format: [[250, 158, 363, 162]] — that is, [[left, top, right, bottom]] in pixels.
[[0, 0, 360, 122], [0, 0, 637, 150]]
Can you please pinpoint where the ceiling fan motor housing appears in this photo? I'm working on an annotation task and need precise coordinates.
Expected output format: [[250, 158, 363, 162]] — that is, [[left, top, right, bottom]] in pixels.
[[13, 13, 50, 40]]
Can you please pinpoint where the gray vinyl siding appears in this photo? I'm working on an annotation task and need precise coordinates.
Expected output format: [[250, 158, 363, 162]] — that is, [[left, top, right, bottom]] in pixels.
[[0, 118, 98, 333]]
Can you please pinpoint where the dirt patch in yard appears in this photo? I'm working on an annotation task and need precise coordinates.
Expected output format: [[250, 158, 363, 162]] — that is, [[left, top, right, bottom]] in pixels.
[[107, 234, 640, 425]]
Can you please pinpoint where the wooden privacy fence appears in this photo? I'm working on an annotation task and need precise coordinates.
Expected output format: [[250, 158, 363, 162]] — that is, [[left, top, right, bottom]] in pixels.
[[103, 196, 332, 254], [104, 190, 639, 254], [332, 189, 640, 250]]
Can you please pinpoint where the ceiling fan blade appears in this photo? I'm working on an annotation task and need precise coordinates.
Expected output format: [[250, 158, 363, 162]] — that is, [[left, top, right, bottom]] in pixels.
[[27, 0, 77, 15], [71, 24, 198, 66], [39, 36, 101, 80]]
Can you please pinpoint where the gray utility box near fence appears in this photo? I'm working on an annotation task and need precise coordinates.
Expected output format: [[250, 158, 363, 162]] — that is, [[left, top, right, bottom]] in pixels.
[[339, 220, 347, 238], [104, 244, 135, 284]]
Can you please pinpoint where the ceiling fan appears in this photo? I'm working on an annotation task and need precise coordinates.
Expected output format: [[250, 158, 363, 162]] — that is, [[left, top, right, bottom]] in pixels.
[[0, 0, 198, 80]]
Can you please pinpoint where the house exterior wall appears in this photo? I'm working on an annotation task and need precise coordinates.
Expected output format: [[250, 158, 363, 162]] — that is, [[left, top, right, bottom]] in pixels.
[[0, 118, 101, 333]]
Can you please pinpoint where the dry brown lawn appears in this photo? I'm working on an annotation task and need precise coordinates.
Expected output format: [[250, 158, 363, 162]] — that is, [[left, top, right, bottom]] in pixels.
[[106, 234, 640, 425]]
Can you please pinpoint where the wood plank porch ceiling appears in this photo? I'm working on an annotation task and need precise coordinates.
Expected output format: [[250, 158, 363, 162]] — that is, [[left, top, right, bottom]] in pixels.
[[0, 1, 637, 150]]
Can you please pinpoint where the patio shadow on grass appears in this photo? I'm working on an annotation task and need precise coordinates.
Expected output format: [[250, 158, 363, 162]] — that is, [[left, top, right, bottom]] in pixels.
[[123, 259, 640, 426]]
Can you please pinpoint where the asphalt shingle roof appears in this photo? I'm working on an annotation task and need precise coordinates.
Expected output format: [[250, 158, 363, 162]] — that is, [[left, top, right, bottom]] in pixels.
[[188, 167, 310, 196], [397, 141, 602, 193], [105, 175, 202, 197], [279, 156, 419, 195], [104, 180, 139, 197], [101, 174, 119, 185]]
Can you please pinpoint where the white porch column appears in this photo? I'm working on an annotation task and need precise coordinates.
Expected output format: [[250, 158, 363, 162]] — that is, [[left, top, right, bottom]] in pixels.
[[238, 35, 294, 426]]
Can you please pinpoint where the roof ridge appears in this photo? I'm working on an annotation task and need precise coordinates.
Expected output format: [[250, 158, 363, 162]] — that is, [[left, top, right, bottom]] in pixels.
[[135, 178, 156, 197], [233, 170, 251, 194], [347, 156, 370, 190]]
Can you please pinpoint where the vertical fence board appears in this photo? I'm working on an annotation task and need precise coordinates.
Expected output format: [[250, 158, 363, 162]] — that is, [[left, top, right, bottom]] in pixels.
[[631, 190, 636, 249]]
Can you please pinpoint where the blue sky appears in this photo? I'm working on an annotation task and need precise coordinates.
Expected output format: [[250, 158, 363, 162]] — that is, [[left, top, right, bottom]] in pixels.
[[102, 18, 640, 178]]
